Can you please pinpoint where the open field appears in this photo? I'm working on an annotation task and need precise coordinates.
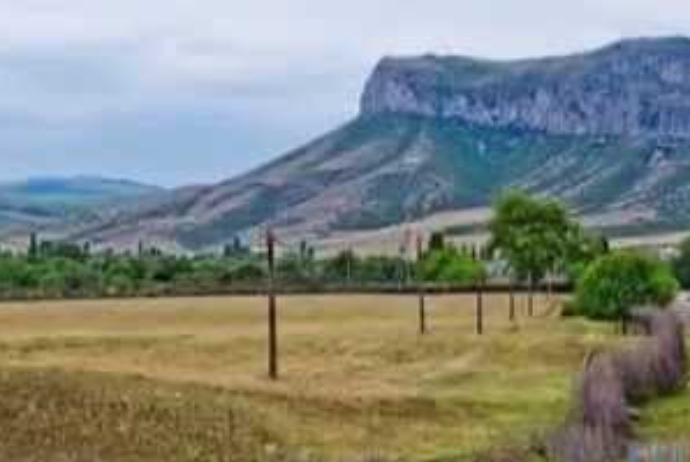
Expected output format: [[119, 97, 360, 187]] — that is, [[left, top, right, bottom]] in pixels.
[[0, 294, 683, 461]]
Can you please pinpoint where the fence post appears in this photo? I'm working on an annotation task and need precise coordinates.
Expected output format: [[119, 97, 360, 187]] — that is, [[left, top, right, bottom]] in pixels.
[[546, 269, 553, 301], [621, 314, 629, 336], [416, 235, 427, 335], [476, 279, 484, 335], [509, 281, 516, 323], [266, 229, 279, 380], [346, 247, 353, 287], [528, 275, 534, 317]]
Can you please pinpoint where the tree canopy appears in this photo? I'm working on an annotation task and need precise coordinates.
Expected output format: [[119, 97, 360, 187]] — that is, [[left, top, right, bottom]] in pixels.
[[575, 250, 679, 321], [0, 235, 431, 299], [488, 191, 576, 283], [419, 245, 484, 285]]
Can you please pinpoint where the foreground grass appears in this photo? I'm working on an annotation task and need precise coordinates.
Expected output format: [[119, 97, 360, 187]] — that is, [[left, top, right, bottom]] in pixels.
[[639, 389, 690, 440], [637, 336, 690, 443], [0, 295, 618, 461], [0, 368, 278, 462]]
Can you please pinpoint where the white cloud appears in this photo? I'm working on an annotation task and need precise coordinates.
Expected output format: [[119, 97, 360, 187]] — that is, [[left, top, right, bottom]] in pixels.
[[0, 0, 688, 184]]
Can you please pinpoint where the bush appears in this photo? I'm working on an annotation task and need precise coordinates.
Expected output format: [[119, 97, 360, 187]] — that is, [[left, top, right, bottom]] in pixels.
[[419, 247, 485, 285], [574, 251, 679, 321], [672, 236, 690, 288]]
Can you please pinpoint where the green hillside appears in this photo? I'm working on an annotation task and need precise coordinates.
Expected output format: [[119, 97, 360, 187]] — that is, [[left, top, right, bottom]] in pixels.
[[0, 177, 162, 233], [315, 115, 690, 234]]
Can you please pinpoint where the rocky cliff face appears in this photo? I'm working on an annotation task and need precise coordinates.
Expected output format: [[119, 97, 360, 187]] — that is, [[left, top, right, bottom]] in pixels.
[[362, 37, 690, 138]]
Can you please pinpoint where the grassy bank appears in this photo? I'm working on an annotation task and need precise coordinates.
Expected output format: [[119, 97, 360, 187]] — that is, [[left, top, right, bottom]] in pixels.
[[637, 352, 690, 443]]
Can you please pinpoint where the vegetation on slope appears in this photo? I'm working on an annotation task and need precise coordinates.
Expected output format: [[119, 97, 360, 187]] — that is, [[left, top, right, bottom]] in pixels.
[[0, 177, 161, 210], [0, 177, 162, 234], [72, 112, 690, 251]]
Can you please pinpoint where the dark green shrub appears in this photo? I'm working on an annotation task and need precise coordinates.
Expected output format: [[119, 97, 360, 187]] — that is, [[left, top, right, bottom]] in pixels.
[[428, 232, 446, 252], [575, 251, 679, 321], [419, 247, 485, 285]]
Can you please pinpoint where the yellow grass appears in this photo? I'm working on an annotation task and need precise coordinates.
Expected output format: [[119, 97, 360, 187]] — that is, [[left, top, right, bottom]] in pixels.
[[0, 294, 617, 460]]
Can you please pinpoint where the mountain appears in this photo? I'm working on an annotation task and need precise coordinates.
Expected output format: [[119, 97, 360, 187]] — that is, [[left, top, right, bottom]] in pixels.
[[75, 37, 690, 250], [362, 37, 690, 138], [0, 177, 163, 235]]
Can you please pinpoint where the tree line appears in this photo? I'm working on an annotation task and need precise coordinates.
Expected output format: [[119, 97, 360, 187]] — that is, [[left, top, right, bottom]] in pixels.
[[0, 190, 687, 323], [0, 231, 488, 299], [488, 191, 680, 324]]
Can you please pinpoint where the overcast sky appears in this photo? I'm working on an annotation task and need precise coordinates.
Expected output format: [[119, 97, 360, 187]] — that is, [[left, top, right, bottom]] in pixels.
[[0, 0, 689, 186]]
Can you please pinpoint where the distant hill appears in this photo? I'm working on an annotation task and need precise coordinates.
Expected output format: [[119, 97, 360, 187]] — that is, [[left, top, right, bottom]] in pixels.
[[0, 177, 163, 236], [73, 37, 690, 251]]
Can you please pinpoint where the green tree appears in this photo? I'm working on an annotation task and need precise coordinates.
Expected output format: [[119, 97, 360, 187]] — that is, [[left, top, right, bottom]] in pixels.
[[227, 261, 265, 283], [277, 251, 314, 285], [428, 232, 446, 252], [323, 250, 359, 284], [419, 246, 485, 285], [38, 258, 98, 297], [562, 225, 609, 282], [28, 233, 39, 260], [359, 256, 403, 284], [575, 251, 679, 321], [488, 191, 574, 285], [223, 236, 247, 258], [103, 271, 136, 296]]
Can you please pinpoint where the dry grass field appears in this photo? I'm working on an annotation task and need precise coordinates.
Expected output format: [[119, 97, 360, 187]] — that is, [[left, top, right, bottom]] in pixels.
[[0, 294, 678, 461]]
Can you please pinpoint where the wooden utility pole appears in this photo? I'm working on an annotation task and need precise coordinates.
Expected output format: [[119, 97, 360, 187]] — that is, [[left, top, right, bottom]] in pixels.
[[398, 238, 408, 291], [416, 235, 427, 336], [346, 247, 353, 287], [476, 278, 484, 335], [266, 229, 279, 380], [621, 314, 629, 336], [528, 274, 535, 317], [546, 270, 553, 301], [509, 281, 516, 323]]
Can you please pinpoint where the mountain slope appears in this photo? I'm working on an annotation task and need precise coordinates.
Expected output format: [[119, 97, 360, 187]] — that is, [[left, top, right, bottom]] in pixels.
[[0, 177, 163, 235], [75, 37, 690, 250]]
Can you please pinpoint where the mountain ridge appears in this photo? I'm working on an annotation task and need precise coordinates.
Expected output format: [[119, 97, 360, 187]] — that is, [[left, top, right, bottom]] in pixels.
[[362, 36, 690, 139], [0, 176, 163, 238], [67, 36, 690, 251]]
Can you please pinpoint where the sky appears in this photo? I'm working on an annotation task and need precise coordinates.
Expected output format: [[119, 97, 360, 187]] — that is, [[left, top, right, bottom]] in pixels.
[[1, 0, 689, 187]]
